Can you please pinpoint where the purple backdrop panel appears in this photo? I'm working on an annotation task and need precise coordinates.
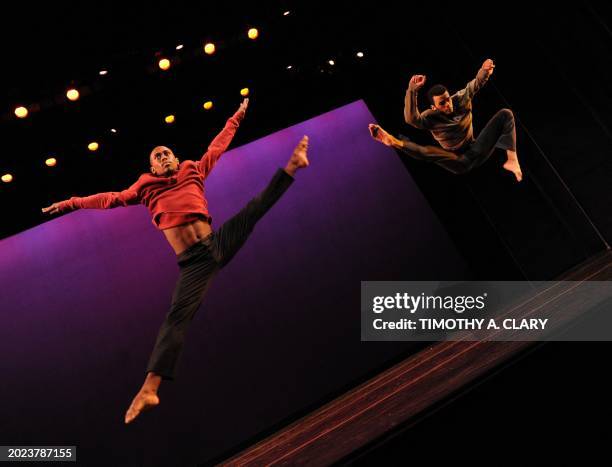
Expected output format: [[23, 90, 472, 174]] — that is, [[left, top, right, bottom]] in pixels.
[[0, 100, 467, 466]]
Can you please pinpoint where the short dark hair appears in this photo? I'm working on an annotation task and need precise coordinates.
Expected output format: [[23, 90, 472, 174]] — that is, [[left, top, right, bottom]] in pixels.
[[427, 85, 448, 104]]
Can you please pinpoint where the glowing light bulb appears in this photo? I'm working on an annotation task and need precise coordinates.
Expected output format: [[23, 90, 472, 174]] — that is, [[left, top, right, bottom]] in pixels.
[[66, 88, 80, 101], [203, 101, 213, 110], [204, 43, 216, 55], [88, 142, 99, 152], [248, 28, 259, 40], [158, 58, 171, 70], [14, 106, 28, 118]]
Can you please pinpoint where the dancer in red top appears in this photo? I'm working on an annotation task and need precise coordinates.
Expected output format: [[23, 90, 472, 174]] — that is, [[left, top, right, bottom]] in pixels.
[[42, 98, 310, 423]]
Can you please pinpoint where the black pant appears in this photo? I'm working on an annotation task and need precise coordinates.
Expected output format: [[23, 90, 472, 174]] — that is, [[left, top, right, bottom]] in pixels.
[[146, 168, 294, 380], [398, 108, 517, 174]]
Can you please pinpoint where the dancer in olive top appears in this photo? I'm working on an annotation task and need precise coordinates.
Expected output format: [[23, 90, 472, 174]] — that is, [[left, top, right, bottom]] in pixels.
[[42, 98, 311, 423], [369, 59, 523, 181]]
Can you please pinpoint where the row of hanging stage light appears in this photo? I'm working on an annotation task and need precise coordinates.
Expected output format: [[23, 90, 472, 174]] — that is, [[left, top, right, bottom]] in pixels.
[[164, 86, 250, 124], [12, 27, 261, 120], [10, 19, 368, 122], [13, 87, 81, 119], [158, 28, 258, 71]]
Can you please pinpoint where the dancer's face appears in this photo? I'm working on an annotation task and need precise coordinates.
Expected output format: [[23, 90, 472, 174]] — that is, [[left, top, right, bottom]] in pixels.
[[150, 146, 180, 176], [431, 91, 454, 115]]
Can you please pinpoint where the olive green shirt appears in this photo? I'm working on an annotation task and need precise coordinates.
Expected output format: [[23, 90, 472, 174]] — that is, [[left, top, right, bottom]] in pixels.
[[404, 68, 490, 151]]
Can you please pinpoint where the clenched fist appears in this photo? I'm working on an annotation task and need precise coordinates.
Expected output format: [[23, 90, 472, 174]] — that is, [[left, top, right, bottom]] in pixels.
[[481, 59, 495, 77], [408, 75, 427, 91]]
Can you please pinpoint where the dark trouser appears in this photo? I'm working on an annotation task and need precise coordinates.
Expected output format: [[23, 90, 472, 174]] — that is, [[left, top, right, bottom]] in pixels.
[[146, 168, 294, 380], [398, 108, 517, 175]]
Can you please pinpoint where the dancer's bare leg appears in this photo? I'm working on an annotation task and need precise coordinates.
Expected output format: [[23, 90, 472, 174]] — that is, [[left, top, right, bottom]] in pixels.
[[284, 135, 309, 175], [368, 123, 401, 147], [368, 124, 458, 160], [503, 150, 523, 182], [124, 372, 161, 424]]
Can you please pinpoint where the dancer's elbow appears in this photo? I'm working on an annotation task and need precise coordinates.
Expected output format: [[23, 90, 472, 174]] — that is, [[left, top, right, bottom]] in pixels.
[[405, 119, 423, 130]]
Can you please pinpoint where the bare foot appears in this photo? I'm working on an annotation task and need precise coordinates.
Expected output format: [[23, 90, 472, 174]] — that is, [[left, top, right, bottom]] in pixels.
[[368, 124, 395, 146], [285, 136, 309, 176], [124, 390, 160, 424], [503, 159, 523, 182]]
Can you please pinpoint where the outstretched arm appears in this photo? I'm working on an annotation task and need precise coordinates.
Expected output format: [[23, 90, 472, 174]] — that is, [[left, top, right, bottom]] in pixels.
[[459, 58, 494, 102], [199, 98, 249, 177], [42, 183, 140, 215], [404, 75, 430, 129]]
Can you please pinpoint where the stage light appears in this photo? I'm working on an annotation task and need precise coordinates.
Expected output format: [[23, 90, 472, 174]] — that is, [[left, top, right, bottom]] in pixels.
[[328, 60, 335, 66], [158, 58, 171, 70], [110, 128, 117, 134], [248, 28, 259, 40], [66, 88, 80, 101], [357, 52, 364, 58], [88, 142, 99, 152], [14, 106, 28, 118], [176, 44, 184, 50], [204, 43, 216, 55], [240, 88, 249, 97], [286, 65, 293, 70], [1, 174, 13, 183], [283, 11, 290, 16], [99, 69, 108, 75], [203, 101, 213, 110], [165, 115, 175, 124], [45, 158, 57, 167]]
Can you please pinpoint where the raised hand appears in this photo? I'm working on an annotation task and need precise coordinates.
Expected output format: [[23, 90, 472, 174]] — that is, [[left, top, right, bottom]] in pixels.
[[481, 59, 495, 77], [408, 75, 427, 91], [237, 97, 249, 116]]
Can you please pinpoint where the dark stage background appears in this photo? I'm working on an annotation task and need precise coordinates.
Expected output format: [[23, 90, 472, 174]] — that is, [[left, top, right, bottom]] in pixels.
[[1, 1, 611, 465]]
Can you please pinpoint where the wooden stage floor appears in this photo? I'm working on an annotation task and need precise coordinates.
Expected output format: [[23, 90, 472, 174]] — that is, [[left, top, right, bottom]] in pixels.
[[218, 250, 612, 466]]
